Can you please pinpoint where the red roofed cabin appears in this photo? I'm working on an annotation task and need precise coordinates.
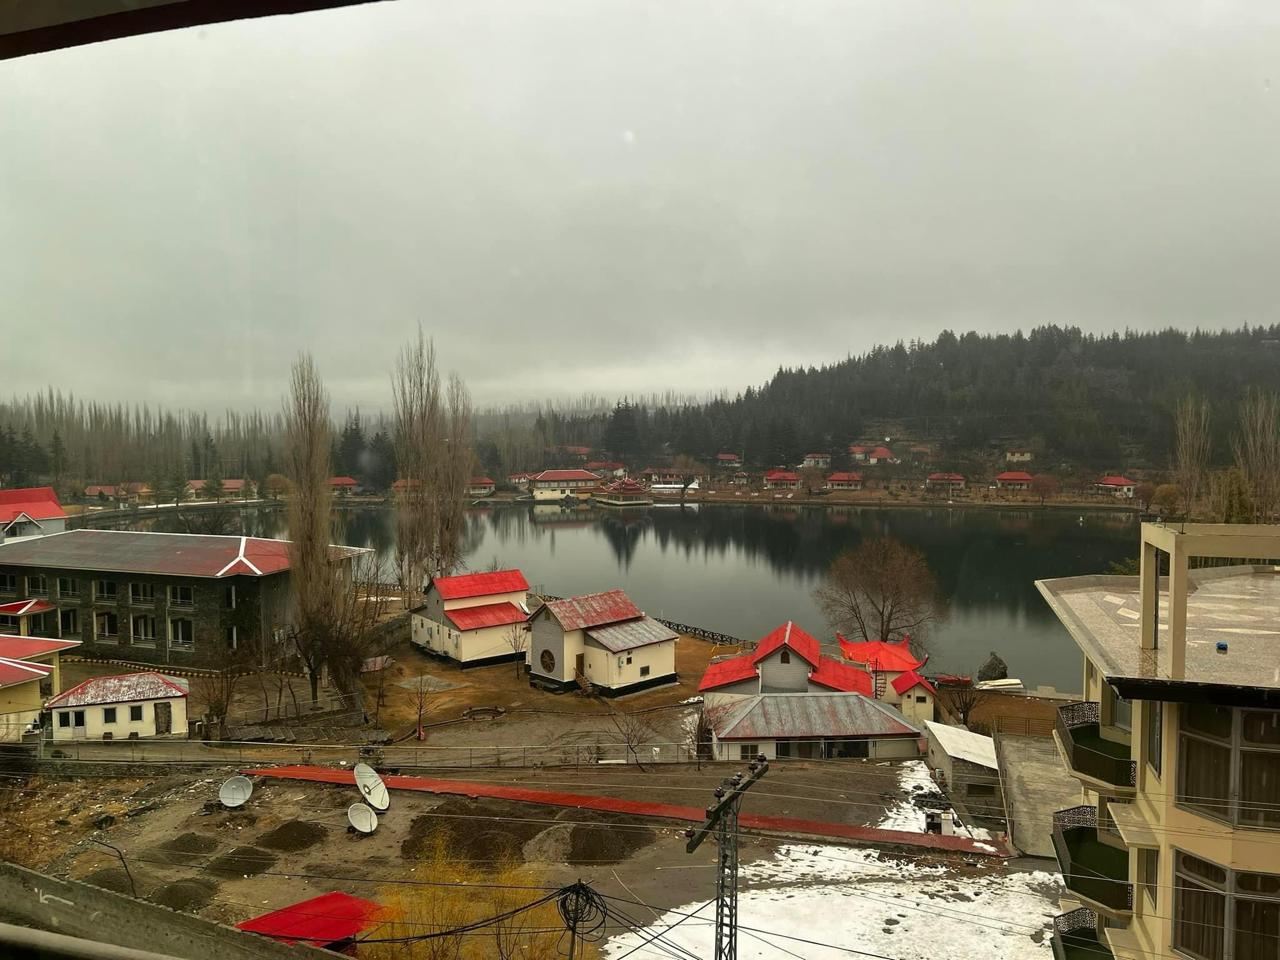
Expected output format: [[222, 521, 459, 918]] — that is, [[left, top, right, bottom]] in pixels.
[[825, 471, 863, 491], [187, 478, 247, 500], [329, 476, 359, 496], [467, 477, 497, 497], [716, 453, 742, 468], [867, 446, 895, 465], [763, 470, 799, 490], [0, 633, 80, 741], [926, 472, 966, 493], [236, 891, 383, 955], [0, 487, 67, 540], [1095, 475, 1137, 498], [46, 671, 188, 741], [530, 469, 601, 502], [411, 569, 530, 667], [585, 461, 627, 479], [698, 621, 872, 707], [839, 635, 934, 726], [528, 589, 677, 696], [995, 470, 1033, 491]]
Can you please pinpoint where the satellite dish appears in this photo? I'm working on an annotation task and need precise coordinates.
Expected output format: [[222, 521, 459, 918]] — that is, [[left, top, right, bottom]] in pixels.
[[218, 776, 253, 809], [353, 762, 390, 812], [348, 802, 378, 835]]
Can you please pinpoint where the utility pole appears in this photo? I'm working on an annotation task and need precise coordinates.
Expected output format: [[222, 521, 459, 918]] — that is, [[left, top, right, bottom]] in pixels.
[[685, 755, 769, 960]]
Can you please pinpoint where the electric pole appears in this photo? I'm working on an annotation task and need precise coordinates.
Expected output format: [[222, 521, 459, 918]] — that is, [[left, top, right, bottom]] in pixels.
[[685, 755, 769, 960]]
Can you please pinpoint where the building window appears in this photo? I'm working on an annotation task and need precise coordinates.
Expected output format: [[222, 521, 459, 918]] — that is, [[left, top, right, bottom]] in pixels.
[[94, 611, 119, 639], [916, 695, 928, 703], [132, 615, 157, 645], [226, 625, 238, 650], [26, 575, 48, 597], [60, 608, 78, 636], [738, 743, 758, 761], [169, 618, 194, 648], [58, 712, 70, 728], [639, 665, 650, 677], [57, 577, 79, 599], [103, 707, 117, 724], [129, 705, 142, 722], [0, 615, 17, 632], [1147, 699, 1163, 779], [94, 580, 118, 601], [780, 650, 791, 664], [0, 572, 16, 594], [1174, 851, 1279, 960], [168, 585, 194, 608], [1178, 705, 1280, 828], [130, 583, 155, 605], [224, 585, 237, 610], [625, 655, 633, 665], [1139, 848, 1159, 909]]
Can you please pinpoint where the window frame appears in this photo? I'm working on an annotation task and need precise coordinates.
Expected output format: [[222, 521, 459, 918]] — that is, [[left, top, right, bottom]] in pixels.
[[0, 572, 16, 594], [103, 707, 117, 724], [168, 617, 194, 648], [168, 584, 194, 608], [57, 576, 79, 599], [59, 607, 79, 636], [94, 579, 118, 602], [1177, 704, 1280, 829], [1173, 850, 1280, 960], [129, 704, 143, 722], [26, 574, 48, 597], [130, 582, 155, 606], [94, 610, 119, 640]]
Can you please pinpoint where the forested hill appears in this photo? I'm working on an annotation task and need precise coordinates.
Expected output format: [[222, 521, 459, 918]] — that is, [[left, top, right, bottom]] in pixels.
[[540, 326, 1280, 470]]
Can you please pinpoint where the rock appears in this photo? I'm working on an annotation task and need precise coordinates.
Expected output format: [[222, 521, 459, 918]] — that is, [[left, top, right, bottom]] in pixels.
[[977, 651, 1008, 682], [91, 814, 116, 830]]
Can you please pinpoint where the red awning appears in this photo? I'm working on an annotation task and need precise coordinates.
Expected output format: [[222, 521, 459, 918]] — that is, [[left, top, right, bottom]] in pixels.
[[236, 891, 383, 948]]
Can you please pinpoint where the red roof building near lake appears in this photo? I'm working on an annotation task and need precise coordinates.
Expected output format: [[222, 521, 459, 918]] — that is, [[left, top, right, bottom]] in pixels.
[[46, 672, 188, 709], [531, 469, 601, 483], [838, 636, 927, 672], [995, 471, 1034, 484], [540, 589, 641, 632], [752, 621, 820, 667], [927, 472, 966, 484], [429, 569, 529, 601], [444, 601, 528, 631], [868, 446, 894, 461], [891, 669, 937, 696], [1097, 475, 1136, 488], [328, 476, 358, 488], [0, 486, 65, 525], [236, 891, 384, 951], [699, 621, 873, 695]]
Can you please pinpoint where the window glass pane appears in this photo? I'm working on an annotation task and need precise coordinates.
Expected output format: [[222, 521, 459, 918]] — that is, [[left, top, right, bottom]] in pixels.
[[1183, 703, 1232, 739], [1176, 875, 1226, 960], [1234, 896, 1280, 960], [1242, 710, 1280, 746], [1179, 852, 1228, 886], [1238, 872, 1280, 896], [1238, 751, 1280, 829], [1147, 700, 1163, 776], [1179, 736, 1232, 821]]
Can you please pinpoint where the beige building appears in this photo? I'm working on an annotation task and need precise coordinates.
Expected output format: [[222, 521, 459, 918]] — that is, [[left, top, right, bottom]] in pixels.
[[410, 569, 530, 667], [0, 634, 80, 741], [1037, 523, 1280, 960], [46, 671, 189, 740]]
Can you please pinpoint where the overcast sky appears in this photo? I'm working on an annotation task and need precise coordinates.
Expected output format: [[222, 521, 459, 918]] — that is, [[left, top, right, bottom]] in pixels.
[[2, 1, 1278, 414]]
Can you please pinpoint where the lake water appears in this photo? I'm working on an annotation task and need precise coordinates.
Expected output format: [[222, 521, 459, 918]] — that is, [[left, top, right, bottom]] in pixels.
[[134, 502, 1138, 692]]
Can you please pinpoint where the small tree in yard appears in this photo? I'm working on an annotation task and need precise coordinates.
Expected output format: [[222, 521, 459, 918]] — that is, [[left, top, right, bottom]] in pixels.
[[799, 465, 826, 495], [1135, 482, 1157, 512], [193, 654, 249, 739], [671, 454, 706, 503], [814, 537, 942, 651], [503, 622, 529, 678], [411, 673, 431, 741], [940, 680, 986, 729], [607, 705, 657, 771], [1030, 473, 1059, 505], [1153, 483, 1181, 516]]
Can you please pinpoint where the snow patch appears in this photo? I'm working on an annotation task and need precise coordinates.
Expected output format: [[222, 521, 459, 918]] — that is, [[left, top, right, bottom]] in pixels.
[[874, 760, 937, 832]]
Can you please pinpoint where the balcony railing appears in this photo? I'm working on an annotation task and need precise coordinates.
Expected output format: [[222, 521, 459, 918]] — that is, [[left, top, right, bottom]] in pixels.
[[1057, 702, 1137, 790], [1052, 805, 1133, 914], [1051, 907, 1113, 960]]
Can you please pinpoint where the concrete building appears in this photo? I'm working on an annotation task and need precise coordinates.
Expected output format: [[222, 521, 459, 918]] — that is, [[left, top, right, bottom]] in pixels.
[[1095, 475, 1137, 499], [923, 720, 1005, 823], [410, 569, 529, 667], [585, 461, 628, 479], [529, 469, 601, 502], [0, 633, 80, 741], [0, 487, 67, 540], [528, 589, 676, 695], [995, 470, 1033, 491], [707, 692, 921, 761], [802, 453, 831, 468], [825, 472, 863, 491], [0, 529, 364, 669], [328, 476, 359, 496], [867, 446, 895, 465], [763, 470, 799, 490], [46, 671, 189, 740], [1036, 523, 1280, 960], [1005, 450, 1034, 463], [467, 476, 496, 497], [838, 636, 936, 726], [926, 472, 967, 493], [715, 453, 742, 468]]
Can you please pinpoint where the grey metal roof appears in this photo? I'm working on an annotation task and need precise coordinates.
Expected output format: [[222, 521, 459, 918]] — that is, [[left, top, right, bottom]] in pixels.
[[708, 692, 920, 741], [586, 615, 678, 653]]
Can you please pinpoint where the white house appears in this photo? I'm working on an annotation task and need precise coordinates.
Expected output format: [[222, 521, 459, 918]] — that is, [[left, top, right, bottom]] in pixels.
[[706, 692, 921, 761], [528, 589, 676, 696], [410, 569, 530, 667], [995, 470, 1033, 491], [923, 720, 1005, 822], [467, 477, 497, 497], [1095, 474, 1136, 498], [46, 672, 189, 740], [802, 453, 831, 469], [762, 470, 799, 490], [825, 471, 863, 491], [529, 469, 601, 502], [838, 635, 935, 726], [0, 487, 67, 541], [1005, 450, 1034, 463]]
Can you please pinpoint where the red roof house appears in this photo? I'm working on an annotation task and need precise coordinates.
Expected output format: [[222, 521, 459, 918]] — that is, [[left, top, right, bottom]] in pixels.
[[995, 471, 1033, 489], [825, 471, 863, 490], [413, 569, 530, 666], [891, 669, 937, 697], [926, 472, 966, 488], [763, 470, 799, 489], [236, 891, 383, 952], [429, 570, 529, 601], [0, 487, 66, 536], [699, 622, 873, 696], [46, 672, 188, 709], [1096, 475, 1137, 498], [329, 476, 358, 489], [716, 453, 742, 464]]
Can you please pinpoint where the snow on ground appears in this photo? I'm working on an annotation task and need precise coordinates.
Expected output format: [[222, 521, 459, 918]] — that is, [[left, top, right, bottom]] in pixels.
[[603, 845, 1061, 960], [875, 759, 936, 831]]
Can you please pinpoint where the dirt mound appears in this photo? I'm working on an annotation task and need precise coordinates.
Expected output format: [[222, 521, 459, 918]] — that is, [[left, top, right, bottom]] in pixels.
[[84, 868, 133, 894], [401, 798, 549, 862], [256, 820, 327, 852], [150, 878, 217, 912], [157, 832, 221, 865], [556, 809, 655, 865], [207, 846, 276, 877], [522, 824, 572, 863]]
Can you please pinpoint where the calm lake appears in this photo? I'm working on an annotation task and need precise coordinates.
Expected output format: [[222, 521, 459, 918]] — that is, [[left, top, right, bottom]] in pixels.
[[130, 502, 1138, 692]]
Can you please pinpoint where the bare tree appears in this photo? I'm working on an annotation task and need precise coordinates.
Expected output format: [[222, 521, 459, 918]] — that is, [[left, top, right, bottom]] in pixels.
[[411, 672, 431, 741], [1029, 473, 1060, 506], [503, 622, 529, 678], [939, 680, 986, 729], [1174, 395, 1212, 517], [814, 537, 942, 650], [607, 706, 657, 771], [321, 553, 392, 714], [1233, 389, 1280, 522], [671, 453, 705, 503], [284, 353, 335, 704], [192, 656, 248, 740]]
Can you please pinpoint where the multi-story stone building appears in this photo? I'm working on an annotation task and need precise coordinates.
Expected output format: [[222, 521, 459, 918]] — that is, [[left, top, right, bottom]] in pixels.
[[1037, 523, 1280, 960], [0, 529, 363, 669]]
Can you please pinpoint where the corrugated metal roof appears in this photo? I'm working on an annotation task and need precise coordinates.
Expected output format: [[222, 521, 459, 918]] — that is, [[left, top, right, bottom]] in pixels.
[[0, 656, 52, 689], [809, 656, 873, 694], [46, 672, 189, 708], [0, 486, 65, 524], [587, 615, 677, 653], [752, 622, 821, 667], [0, 530, 363, 579], [0, 634, 81, 660], [924, 721, 998, 768], [431, 569, 528, 601], [532, 469, 601, 482], [445, 601, 528, 631], [0, 598, 56, 616], [710, 693, 919, 740], [543, 589, 641, 631], [698, 653, 759, 691], [236, 891, 383, 947], [891, 670, 936, 696]]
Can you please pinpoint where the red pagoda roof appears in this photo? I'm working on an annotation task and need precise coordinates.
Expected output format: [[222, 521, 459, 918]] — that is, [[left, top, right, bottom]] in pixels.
[[837, 635, 927, 672]]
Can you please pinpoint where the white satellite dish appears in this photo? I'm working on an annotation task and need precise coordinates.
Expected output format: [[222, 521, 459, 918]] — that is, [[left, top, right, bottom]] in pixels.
[[347, 802, 378, 835], [218, 776, 254, 809], [353, 762, 390, 812]]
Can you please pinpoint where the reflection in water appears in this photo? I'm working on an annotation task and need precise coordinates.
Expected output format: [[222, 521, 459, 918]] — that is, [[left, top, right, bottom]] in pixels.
[[130, 502, 1137, 691]]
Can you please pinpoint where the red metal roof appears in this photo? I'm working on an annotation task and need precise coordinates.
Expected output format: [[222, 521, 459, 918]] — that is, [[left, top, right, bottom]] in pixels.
[[532, 469, 601, 482], [0, 598, 56, 617], [541, 589, 641, 631], [891, 669, 937, 696], [709, 693, 919, 741], [0, 656, 52, 690], [716, 453, 741, 461], [869, 446, 894, 459], [188, 478, 246, 492], [600, 479, 648, 494], [752, 622, 821, 668], [469, 476, 495, 486], [809, 656, 874, 694], [236, 891, 383, 948], [0, 634, 81, 660], [1097, 475, 1135, 487], [996, 471, 1033, 482], [431, 569, 528, 601], [763, 470, 798, 481], [0, 486, 65, 524], [804, 453, 830, 459], [927, 472, 965, 482], [848, 445, 868, 453], [328, 476, 358, 486], [46, 672, 188, 708], [444, 601, 528, 631], [826, 472, 862, 482], [838, 635, 927, 672], [698, 653, 759, 691]]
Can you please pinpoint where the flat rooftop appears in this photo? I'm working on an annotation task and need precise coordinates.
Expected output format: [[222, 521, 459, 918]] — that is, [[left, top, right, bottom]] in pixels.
[[1037, 565, 1280, 694]]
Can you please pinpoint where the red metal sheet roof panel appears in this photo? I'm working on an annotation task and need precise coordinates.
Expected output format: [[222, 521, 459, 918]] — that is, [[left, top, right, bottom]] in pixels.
[[444, 601, 528, 631], [698, 653, 759, 691], [0, 486, 65, 524], [996, 471, 1033, 482], [45, 672, 189, 708], [236, 891, 383, 947], [431, 569, 528, 601], [0, 656, 52, 689], [752, 622, 821, 668], [1097, 475, 1135, 486], [542, 589, 642, 631], [891, 669, 937, 696], [0, 598, 56, 617], [531, 469, 601, 482], [809, 656, 874, 694], [838, 636, 927, 672], [0, 634, 81, 660]]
